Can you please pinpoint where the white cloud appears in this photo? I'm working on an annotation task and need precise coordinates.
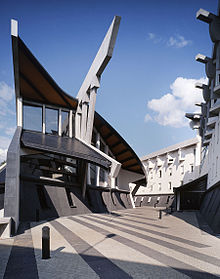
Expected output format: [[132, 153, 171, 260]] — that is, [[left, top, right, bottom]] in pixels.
[[0, 136, 11, 162], [0, 149, 7, 163], [167, 35, 192, 48], [148, 33, 155, 40], [145, 77, 207, 128], [147, 33, 191, 48], [144, 114, 153, 122], [147, 32, 162, 44], [0, 81, 14, 102], [5, 127, 16, 136]]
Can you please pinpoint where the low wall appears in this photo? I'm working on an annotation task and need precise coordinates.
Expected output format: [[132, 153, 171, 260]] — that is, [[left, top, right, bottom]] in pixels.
[[200, 182, 220, 233], [19, 179, 133, 222], [134, 194, 174, 208]]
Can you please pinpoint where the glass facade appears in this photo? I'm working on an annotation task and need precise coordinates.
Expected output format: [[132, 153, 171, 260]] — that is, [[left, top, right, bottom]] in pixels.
[[46, 108, 58, 134], [23, 104, 42, 132], [61, 110, 69, 136]]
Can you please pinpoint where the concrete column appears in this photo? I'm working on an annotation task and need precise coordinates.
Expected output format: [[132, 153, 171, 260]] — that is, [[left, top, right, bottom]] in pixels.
[[69, 110, 73, 138], [85, 87, 97, 143], [87, 163, 91, 185], [58, 109, 62, 136], [96, 132, 100, 186], [4, 127, 22, 234], [111, 177, 116, 188], [75, 112, 81, 139], [16, 97, 22, 127], [81, 101, 88, 140], [216, 42, 220, 86], [104, 145, 109, 186], [177, 192, 180, 211], [42, 105, 45, 134]]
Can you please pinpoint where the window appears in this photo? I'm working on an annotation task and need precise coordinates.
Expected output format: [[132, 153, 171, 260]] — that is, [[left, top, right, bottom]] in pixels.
[[115, 176, 118, 186], [169, 168, 172, 176], [169, 182, 172, 190], [159, 170, 162, 178], [100, 140, 105, 152], [181, 165, 184, 175], [193, 148, 196, 156], [72, 114, 75, 137], [46, 108, 58, 134], [91, 131, 96, 147], [61, 110, 69, 136], [90, 164, 96, 185], [23, 104, 42, 132], [158, 183, 161, 191]]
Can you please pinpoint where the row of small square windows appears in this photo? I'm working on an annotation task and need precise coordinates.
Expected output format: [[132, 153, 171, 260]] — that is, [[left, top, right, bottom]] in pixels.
[[149, 165, 193, 179], [149, 180, 183, 191]]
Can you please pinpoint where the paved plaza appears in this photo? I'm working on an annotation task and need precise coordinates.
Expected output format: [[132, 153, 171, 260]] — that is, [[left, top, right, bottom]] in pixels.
[[0, 207, 220, 278]]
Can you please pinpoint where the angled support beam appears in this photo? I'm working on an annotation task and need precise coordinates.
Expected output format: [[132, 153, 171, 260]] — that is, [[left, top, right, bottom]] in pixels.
[[75, 16, 121, 144]]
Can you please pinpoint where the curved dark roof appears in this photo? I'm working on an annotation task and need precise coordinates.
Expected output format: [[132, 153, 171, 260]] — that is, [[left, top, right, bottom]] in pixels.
[[12, 33, 144, 176], [12, 36, 78, 110], [94, 112, 145, 175]]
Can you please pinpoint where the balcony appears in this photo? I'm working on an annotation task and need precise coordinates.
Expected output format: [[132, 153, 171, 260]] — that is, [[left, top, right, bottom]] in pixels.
[[209, 100, 220, 116], [204, 129, 213, 140], [206, 116, 218, 129]]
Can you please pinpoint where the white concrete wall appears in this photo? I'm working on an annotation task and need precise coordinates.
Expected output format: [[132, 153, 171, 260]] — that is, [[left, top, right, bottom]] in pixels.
[[117, 169, 143, 191], [136, 138, 201, 196], [200, 114, 220, 189]]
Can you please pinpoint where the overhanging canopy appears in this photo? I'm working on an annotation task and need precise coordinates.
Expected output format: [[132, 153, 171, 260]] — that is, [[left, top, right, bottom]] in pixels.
[[21, 131, 111, 169], [94, 112, 145, 175]]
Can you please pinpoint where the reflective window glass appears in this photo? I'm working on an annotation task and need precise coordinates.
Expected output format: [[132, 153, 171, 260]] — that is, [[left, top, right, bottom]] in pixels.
[[61, 110, 69, 136], [23, 104, 42, 132], [46, 108, 58, 134]]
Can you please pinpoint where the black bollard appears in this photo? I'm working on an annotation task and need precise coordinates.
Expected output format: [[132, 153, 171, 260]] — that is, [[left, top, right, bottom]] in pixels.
[[42, 226, 50, 259], [159, 209, 162, 219]]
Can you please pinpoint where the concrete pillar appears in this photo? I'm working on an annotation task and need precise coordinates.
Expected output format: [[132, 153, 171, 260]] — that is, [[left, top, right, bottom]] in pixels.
[[81, 101, 88, 140], [42, 105, 45, 134], [4, 127, 22, 234], [69, 110, 73, 138], [96, 132, 100, 186], [58, 109, 62, 136], [85, 87, 97, 143], [16, 97, 22, 127], [104, 145, 109, 186], [87, 163, 91, 185]]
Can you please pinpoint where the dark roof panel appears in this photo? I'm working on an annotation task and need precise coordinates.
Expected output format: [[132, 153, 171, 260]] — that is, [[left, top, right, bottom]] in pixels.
[[12, 35, 78, 110], [21, 131, 111, 169], [94, 112, 144, 175]]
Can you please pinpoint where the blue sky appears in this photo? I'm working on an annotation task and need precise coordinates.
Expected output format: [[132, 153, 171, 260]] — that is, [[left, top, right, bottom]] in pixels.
[[0, 0, 218, 162]]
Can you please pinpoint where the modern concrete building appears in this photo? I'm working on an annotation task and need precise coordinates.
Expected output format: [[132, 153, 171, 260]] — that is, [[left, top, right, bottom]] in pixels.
[[175, 1, 220, 233], [132, 137, 201, 207], [0, 17, 145, 237]]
